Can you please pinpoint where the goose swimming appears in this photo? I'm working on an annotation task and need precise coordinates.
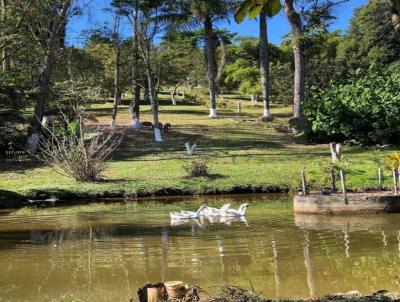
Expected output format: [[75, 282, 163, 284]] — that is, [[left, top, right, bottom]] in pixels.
[[203, 203, 231, 216], [220, 203, 249, 217], [170, 204, 207, 220]]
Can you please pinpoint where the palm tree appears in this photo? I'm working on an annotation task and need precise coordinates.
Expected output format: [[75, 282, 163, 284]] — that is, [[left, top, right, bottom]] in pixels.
[[235, 0, 281, 120], [176, 0, 239, 118]]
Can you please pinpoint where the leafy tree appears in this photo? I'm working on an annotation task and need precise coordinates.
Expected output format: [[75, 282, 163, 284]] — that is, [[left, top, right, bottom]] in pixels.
[[388, 0, 400, 39], [336, 0, 400, 75], [303, 67, 400, 145], [305, 30, 343, 89], [159, 30, 207, 104], [226, 40, 293, 104], [24, 0, 75, 152]]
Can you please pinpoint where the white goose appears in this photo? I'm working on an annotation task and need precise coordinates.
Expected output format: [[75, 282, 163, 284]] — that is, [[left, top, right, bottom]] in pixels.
[[170, 204, 207, 220], [204, 203, 231, 216], [220, 203, 249, 217]]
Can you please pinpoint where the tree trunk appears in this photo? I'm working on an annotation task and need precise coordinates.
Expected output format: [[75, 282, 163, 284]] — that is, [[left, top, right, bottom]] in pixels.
[[28, 0, 71, 151], [130, 0, 141, 129], [147, 74, 162, 142], [31, 48, 54, 132], [284, 0, 305, 125], [216, 37, 227, 83], [171, 82, 180, 106], [111, 18, 121, 129], [1, 0, 10, 72], [204, 15, 218, 118], [259, 12, 270, 119], [251, 93, 258, 105], [388, 0, 400, 40]]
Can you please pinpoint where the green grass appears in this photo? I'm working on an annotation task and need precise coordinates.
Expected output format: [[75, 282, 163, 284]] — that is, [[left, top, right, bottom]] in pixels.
[[0, 92, 389, 204]]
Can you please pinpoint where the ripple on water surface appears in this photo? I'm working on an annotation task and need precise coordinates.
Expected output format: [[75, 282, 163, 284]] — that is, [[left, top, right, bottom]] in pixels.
[[1, 197, 400, 301]]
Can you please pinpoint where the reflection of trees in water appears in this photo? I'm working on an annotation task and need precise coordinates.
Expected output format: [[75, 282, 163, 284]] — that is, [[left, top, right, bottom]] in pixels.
[[5, 212, 400, 301], [271, 234, 280, 300], [290, 213, 400, 297], [303, 231, 315, 298], [29, 226, 115, 245]]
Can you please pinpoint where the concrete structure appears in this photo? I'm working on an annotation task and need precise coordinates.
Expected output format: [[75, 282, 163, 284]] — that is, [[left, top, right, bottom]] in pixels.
[[294, 192, 400, 214]]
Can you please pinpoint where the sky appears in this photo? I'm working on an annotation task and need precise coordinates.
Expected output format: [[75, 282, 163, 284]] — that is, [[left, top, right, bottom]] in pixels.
[[67, 0, 369, 47]]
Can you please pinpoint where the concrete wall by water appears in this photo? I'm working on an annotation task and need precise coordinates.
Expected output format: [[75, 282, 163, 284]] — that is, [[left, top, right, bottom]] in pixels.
[[294, 193, 400, 214]]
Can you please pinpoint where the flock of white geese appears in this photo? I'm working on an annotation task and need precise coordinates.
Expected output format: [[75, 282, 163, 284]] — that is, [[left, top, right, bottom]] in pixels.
[[169, 203, 249, 220]]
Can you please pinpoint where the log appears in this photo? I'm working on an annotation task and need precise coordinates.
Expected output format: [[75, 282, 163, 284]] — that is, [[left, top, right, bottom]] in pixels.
[[137, 283, 166, 302], [164, 281, 187, 300]]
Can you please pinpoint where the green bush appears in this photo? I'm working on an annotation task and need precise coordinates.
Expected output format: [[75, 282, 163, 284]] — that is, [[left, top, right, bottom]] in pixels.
[[184, 159, 209, 177], [303, 67, 400, 145]]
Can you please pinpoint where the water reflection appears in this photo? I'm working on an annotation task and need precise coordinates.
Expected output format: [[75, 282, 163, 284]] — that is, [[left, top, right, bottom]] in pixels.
[[171, 216, 249, 227], [0, 199, 400, 301]]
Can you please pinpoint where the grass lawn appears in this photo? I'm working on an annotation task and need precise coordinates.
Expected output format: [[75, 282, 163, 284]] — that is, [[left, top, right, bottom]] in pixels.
[[0, 92, 388, 203]]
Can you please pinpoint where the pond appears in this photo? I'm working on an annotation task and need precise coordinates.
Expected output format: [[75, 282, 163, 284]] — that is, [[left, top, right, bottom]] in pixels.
[[1, 194, 400, 301]]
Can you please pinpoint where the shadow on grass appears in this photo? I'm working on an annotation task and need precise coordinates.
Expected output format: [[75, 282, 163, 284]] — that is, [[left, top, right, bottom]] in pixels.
[[0, 157, 44, 173], [113, 125, 288, 160], [185, 173, 226, 180]]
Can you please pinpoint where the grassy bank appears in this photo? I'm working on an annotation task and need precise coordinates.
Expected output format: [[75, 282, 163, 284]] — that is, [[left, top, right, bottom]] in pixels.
[[0, 93, 387, 207]]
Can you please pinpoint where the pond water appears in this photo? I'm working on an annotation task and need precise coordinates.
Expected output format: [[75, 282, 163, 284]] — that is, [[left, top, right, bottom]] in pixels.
[[1, 194, 400, 301]]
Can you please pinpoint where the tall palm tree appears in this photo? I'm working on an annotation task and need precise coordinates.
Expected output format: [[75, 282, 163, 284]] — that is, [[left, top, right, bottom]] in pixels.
[[236, 0, 306, 126], [176, 0, 239, 118], [235, 0, 281, 120]]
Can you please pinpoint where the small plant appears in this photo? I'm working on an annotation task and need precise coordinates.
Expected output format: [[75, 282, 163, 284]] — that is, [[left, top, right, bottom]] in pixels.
[[37, 111, 122, 182], [385, 152, 400, 171], [185, 159, 209, 177], [313, 158, 351, 192], [385, 152, 400, 194]]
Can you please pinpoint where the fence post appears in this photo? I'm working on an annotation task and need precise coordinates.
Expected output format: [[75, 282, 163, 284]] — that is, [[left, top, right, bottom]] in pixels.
[[301, 169, 307, 196], [339, 169, 347, 202], [330, 169, 336, 192]]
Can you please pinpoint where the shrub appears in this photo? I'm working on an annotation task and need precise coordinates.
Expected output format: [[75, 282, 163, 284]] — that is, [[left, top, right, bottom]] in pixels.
[[185, 159, 209, 177], [385, 152, 400, 171], [38, 117, 122, 182], [303, 67, 400, 145]]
